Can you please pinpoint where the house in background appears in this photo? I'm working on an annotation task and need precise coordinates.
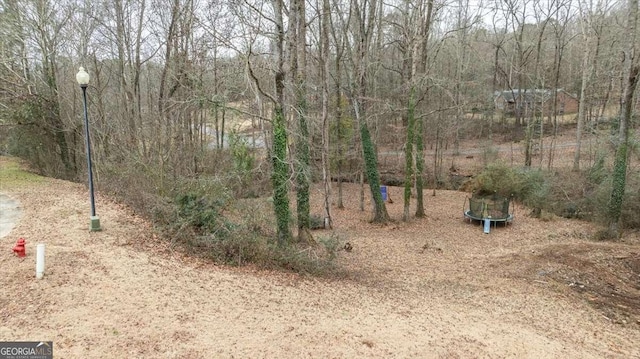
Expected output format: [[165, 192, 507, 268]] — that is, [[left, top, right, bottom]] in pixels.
[[494, 89, 579, 117]]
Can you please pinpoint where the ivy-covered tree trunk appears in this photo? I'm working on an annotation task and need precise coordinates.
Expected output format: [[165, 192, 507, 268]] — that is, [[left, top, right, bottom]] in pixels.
[[608, 142, 629, 236], [403, 87, 416, 221], [358, 111, 389, 223], [272, 103, 291, 244], [350, 74, 387, 222], [607, 66, 638, 237], [349, 0, 389, 224], [352, 61, 388, 223], [607, 0, 638, 238], [271, 0, 291, 244]]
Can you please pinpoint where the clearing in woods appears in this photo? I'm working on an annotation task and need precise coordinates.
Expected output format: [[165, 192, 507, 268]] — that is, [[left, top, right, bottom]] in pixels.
[[0, 156, 639, 358]]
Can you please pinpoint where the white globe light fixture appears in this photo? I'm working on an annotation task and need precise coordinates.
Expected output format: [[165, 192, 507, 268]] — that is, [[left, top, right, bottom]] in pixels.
[[76, 67, 90, 87]]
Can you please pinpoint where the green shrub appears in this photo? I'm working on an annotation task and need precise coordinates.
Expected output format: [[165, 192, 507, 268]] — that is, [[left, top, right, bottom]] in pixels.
[[471, 162, 545, 201], [176, 192, 234, 236], [469, 163, 548, 216]]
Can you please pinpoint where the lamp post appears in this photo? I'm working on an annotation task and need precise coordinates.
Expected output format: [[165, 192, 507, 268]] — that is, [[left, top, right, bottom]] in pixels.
[[76, 67, 101, 232]]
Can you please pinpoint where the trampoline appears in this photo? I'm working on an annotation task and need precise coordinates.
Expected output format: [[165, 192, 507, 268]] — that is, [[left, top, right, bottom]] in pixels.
[[463, 194, 514, 227]]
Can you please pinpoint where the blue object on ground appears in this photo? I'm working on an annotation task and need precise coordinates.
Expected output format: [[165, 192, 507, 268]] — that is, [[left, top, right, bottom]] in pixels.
[[483, 218, 491, 234]]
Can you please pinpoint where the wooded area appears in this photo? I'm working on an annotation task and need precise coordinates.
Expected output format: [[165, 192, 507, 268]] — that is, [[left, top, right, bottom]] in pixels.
[[1, 0, 639, 245]]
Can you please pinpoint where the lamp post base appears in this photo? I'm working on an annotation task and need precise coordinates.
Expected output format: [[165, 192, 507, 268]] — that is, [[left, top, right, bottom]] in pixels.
[[90, 216, 102, 232]]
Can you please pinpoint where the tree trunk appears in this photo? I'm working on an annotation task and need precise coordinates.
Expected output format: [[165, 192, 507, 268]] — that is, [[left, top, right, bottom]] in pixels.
[[403, 87, 416, 221], [350, 0, 389, 223], [415, 107, 426, 217], [574, 26, 592, 171], [271, 0, 292, 244], [415, 0, 434, 217], [335, 56, 345, 210], [320, 0, 333, 228], [607, 0, 639, 238], [354, 98, 389, 222], [290, 0, 311, 241]]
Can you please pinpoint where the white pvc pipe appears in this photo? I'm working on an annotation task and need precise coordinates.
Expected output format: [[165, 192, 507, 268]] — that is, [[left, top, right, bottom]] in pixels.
[[36, 244, 45, 279]]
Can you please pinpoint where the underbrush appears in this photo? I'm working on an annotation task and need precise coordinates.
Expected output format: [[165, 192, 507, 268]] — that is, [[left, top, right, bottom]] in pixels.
[[467, 160, 640, 233], [170, 192, 342, 274], [97, 150, 341, 275]]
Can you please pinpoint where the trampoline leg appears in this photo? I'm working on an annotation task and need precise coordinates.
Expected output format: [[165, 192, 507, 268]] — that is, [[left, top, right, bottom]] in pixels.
[[483, 219, 490, 234]]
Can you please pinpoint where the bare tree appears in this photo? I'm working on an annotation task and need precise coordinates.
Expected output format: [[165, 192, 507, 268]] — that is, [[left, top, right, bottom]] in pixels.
[[290, 0, 312, 241], [546, 0, 573, 169], [320, 0, 333, 228], [347, 0, 390, 223], [573, 0, 607, 170], [399, 0, 436, 221]]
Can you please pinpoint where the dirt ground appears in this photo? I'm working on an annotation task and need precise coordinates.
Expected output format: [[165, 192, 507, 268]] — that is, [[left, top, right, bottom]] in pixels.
[[1, 157, 640, 358]]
